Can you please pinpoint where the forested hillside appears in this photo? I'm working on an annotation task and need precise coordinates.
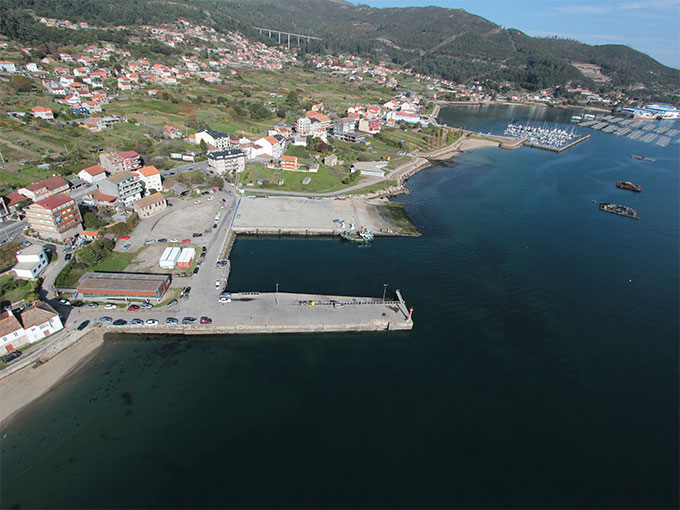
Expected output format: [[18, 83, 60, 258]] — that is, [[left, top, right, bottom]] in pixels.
[[0, 0, 677, 99]]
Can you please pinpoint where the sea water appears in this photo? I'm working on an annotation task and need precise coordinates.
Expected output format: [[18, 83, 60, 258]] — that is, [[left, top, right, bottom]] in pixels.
[[1, 105, 677, 509]]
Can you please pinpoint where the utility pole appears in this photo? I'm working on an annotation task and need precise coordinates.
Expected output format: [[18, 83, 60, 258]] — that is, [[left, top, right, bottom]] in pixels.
[[275, 283, 279, 306], [382, 283, 388, 303]]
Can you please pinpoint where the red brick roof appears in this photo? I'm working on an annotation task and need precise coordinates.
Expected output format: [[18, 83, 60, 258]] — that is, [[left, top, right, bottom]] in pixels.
[[5, 192, 27, 207], [81, 164, 106, 177], [135, 165, 159, 177], [119, 151, 139, 159], [23, 175, 69, 193], [34, 193, 74, 211], [0, 310, 23, 338], [19, 302, 58, 329]]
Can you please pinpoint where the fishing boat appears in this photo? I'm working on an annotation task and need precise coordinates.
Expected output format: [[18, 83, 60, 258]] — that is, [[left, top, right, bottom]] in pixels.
[[340, 228, 374, 243]]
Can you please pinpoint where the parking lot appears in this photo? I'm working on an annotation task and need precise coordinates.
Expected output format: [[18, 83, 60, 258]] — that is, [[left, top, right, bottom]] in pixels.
[[149, 195, 227, 240]]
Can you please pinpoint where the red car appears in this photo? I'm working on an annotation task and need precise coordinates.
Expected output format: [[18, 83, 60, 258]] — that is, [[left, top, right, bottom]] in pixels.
[[200, 316, 212, 324], [127, 304, 140, 311], [181, 239, 191, 243], [120, 235, 131, 240]]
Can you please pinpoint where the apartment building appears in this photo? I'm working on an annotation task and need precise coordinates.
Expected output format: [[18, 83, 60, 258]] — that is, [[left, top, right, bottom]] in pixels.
[[25, 193, 83, 241], [98, 172, 143, 207]]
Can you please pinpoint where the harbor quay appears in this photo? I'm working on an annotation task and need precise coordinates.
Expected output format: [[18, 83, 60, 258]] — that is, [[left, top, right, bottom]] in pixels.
[[91, 290, 414, 334]]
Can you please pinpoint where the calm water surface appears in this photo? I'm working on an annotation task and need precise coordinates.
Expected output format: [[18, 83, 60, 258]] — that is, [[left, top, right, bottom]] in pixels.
[[1, 105, 677, 509]]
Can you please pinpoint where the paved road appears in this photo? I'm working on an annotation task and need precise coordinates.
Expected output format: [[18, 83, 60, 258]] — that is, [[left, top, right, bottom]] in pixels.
[[0, 219, 28, 243], [160, 160, 208, 179]]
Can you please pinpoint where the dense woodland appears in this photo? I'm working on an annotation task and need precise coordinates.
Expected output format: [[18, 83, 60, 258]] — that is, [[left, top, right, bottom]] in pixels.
[[0, 0, 678, 100]]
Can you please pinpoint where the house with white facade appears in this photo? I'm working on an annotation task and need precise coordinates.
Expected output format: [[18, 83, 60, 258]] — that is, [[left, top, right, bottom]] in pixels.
[[78, 164, 108, 184], [0, 310, 25, 355], [193, 129, 231, 151], [19, 302, 64, 344], [12, 245, 49, 279], [133, 165, 162, 194]]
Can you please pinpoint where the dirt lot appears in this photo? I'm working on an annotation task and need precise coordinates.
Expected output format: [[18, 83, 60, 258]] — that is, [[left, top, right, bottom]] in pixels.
[[149, 197, 226, 239], [233, 196, 397, 233]]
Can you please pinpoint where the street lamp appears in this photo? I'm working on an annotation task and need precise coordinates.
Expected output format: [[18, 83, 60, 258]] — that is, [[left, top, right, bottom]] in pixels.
[[275, 283, 279, 306], [382, 283, 388, 303]]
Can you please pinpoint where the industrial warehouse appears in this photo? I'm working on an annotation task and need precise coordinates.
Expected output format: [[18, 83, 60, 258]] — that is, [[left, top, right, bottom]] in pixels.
[[75, 272, 171, 303]]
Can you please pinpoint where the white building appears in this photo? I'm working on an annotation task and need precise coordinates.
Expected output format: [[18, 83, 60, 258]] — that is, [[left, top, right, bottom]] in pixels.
[[207, 149, 245, 175], [0, 302, 63, 354], [294, 117, 311, 135], [193, 129, 231, 151], [12, 245, 49, 279], [77, 164, 108, 184], [19, 302, 63, 344], [133, 165, 162, 194], [159, 247, 181, 269], [0, 310, 25, 355]]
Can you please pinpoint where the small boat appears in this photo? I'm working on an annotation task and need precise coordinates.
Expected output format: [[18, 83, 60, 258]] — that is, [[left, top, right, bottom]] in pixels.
[[599, 202, 640, 219], [571, 115, 583, 122], [340, 228, 374, 243], [630, 154, 656, 163], [616, 181, 642, 192]]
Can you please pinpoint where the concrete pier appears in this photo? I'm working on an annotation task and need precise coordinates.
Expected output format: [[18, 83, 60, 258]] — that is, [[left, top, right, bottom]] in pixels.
[[100, 291, 414, 335]]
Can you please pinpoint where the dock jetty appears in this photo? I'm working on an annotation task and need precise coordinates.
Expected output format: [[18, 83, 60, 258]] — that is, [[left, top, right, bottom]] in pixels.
[[102, 290, 414, 334]]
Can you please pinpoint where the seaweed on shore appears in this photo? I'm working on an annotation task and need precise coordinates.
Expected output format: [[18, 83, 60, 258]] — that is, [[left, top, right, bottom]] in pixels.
[[378, 203, 420, 236]]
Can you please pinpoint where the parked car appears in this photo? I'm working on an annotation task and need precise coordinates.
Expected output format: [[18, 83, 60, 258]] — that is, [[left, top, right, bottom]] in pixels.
[[120, 235, 131, 240], [105, 304, 117, 310], [2, 351, 22, 364], [167, 299, 178, 307], [192, 232, 202, 238], [170, 238, 179, 243], [181, 239, 191, 243], [215, 280, 220, 289], [182, 287, 191, 296], [59, 299, 71, 306], [207, 196, 214, 201], [77, 320, 90, 331], [98, 316, 113, 323], [158, 238, 168, 243], [213, 223, 217, 229], [219, 297, 231, 303], [204, 228, 211, 234], [113, 319, 127, 326], [145, 319, 158, 326], [165, 317, 178, 325], [130, 319, 144, 326], [65, 253, 72, 261], [200, 316, 212, 324], [182, 316, 197, 325], [193, 266, 199, 274], [140, 303, 153, 309], [144, 239, 156, 245], [86, 303, 98, 308], [122, 244, 131, 250], [127, 304, 140, 311]]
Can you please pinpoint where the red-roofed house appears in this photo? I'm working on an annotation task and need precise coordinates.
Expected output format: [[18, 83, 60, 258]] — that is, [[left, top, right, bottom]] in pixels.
[[280, 155, 299, 170], [0, 310, 25, 354], [119, 151, 142, 172], [25, 193, 82, 241], [31, 106, 54, 120], [19, 302, 63, 344], [78, 165, 107, 184], [133, 165, 162, 193], [18, 176, 69, 201]]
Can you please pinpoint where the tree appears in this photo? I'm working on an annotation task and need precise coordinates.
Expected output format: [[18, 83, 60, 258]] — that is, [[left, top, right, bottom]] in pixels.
[[83, 212, 104, 230]]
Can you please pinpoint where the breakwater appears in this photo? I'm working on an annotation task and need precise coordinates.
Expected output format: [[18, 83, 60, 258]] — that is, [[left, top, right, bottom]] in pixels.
[[99, 291, 414, 334]]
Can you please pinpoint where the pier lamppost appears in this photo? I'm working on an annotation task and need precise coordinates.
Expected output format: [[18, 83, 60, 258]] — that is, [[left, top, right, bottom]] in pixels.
[[382, 283, 388, 303], [275, 283, 279, 307]]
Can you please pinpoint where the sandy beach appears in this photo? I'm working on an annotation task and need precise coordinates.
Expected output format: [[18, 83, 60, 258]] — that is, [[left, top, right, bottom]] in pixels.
[[0, 329, 105, 427], [458, 138, 501, 151]]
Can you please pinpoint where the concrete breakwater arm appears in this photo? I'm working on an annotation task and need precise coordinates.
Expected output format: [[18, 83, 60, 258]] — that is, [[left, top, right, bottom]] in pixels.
[[102, 291, 414, 335]]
